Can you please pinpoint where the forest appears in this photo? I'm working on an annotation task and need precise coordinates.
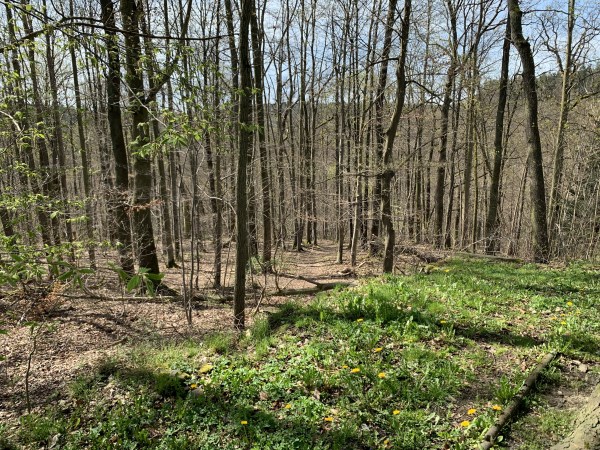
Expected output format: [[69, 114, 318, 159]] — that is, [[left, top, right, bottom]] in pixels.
[[0, 0, 599, 448]]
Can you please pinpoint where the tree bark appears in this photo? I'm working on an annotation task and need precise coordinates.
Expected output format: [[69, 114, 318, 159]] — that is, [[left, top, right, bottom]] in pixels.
[[548, 0, 575, 251], [381, 0, 411, 273], [250, 1, 272, 269], [508, 0, 550, 263], [234, 0, 253, 330], [100, 0, 135, 275], [485, 20, 511, 254]]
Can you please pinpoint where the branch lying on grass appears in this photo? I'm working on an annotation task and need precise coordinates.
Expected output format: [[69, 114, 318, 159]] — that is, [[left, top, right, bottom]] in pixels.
[[274, 282, 356, 297], [480, 351, 558, 450]]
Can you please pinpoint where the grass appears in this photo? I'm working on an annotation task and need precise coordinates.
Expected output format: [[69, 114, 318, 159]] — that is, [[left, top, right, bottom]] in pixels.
[[2, 258, 599, 449]]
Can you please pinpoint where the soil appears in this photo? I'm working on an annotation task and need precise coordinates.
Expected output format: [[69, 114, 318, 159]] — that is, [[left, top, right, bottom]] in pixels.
[[0, 242, 387, 423]]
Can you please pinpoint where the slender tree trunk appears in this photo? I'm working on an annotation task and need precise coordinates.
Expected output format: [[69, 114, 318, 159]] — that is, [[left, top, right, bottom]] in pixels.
[[250, 2, 272, 269], [234, 0, 253, 330], [69, 0, 96, 267], [100, 0, 134, 275], [434, 1, 458, 248], [508, 0, 550, 263], [120, 0, 161, 277], [548, 0, 575, 250], [382, 0, 411, 273], [371, 0, 397, 248], [43, 0, 75, 259], [140, 9, 176, 270], [485, 20, 511, 254]]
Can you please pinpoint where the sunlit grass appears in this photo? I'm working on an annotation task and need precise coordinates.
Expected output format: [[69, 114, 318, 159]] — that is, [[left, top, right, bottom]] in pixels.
[[4, 259, 599, 449]]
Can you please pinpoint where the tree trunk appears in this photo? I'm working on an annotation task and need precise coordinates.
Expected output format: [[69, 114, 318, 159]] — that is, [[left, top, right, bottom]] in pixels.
[[100, 0, 134, 275], [508, 0, 550, 263], [250, 1, 272, 269], [120, 0, 160, 277], [382, 0, 411, 273], [485, 20, 511, 254], [234, 0, 253, 330], [371, 0, 398, 246], [548, 0, 575, 251]]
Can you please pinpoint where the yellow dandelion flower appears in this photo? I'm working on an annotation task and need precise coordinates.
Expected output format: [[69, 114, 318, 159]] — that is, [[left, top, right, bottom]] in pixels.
[[190, 383, 197, 389], [373, 347, 383, 353], [383, 439, 390, 446], [240, 420, 248, 425], [342, 365, 349, 369], [324, 417, 334, 422], [356, 318, 364, 323], [460, 420, 470, 427], [492, 404, 502, 411], [566, 301, 573, 307], [392, 409, 400, 415], [440, 320, 447, 324], [467, 408, 476, 415], [284, 404, 291, 409], [561, 321, 567, 325], [378, 372, 386, 379], [444, 269, 450, 273], [351, 368, 361, 373]]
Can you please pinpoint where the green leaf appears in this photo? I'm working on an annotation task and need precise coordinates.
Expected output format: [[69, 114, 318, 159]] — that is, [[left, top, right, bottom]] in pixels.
[[145, 272, 165, 282], [126, 275, 141, 292]]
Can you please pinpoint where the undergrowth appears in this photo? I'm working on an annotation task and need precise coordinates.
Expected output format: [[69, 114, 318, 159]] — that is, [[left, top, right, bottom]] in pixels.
[[3, 258, 599, 449]]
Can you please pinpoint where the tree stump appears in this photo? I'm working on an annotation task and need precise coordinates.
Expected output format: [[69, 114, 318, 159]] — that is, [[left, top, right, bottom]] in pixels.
[[550, 383, 600, 450]]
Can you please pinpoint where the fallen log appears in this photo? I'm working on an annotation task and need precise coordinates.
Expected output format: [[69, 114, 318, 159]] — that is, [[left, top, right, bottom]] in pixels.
[[480, 351, 557, 449], [275, 281, 356, 297], [550, 383, 600, 450], [396, 245, 441, 263]]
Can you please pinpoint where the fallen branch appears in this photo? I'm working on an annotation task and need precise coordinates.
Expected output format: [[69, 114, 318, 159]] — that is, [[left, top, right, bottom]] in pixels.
[[480, 351, 558, 450], [396, 245, 441, 263], [275, 281, 356, 297]]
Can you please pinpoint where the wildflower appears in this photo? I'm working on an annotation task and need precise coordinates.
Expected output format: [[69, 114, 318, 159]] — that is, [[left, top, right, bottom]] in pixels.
[[284, 404, 291, 409], [392, 410, 400, 415], [561, 321, 567, 325], [324, 417, 334, 422], [440, 320, 447, 324], [444, 269, 450, 273], [356, 318, 364, 323], [492, 404, 502, 411], [342, 365, 349, 369], [467, 408, 476, 415], [383, 439, 390, 446], [190, 383, 197, 389], [373, 347, 383, 353], [240, 420, 248, 425], [567, 301, 573, 307], [378, 372, 386, 379], [351, 368, 361, 373], [460, 420, 470, 427]]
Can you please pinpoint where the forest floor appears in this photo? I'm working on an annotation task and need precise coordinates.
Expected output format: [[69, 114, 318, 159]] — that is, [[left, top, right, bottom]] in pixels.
[[0, 242, 599, 449]]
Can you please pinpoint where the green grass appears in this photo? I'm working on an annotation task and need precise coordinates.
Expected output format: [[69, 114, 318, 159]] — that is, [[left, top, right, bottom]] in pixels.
[[6, 259, 600, 449]]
